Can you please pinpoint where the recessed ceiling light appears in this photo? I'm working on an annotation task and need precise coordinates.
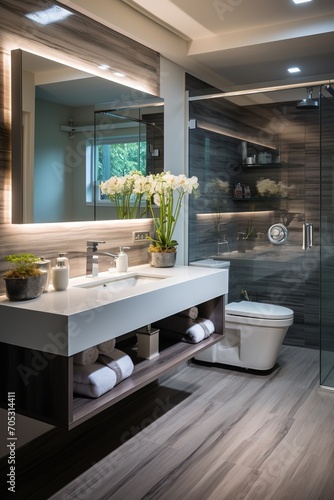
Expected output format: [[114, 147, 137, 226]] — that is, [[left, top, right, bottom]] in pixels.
[[25, 6, 73, 25], [288, 67, 301, 73], [98, 65, 110, 70], [292, 0, 312, 5], [113, 72, 125, 78]]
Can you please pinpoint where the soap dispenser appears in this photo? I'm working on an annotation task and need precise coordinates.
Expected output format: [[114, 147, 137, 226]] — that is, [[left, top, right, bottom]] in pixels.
[[115, 247, 130, 273], [58, 252, 70, 272], [52, 256, 69, 291]]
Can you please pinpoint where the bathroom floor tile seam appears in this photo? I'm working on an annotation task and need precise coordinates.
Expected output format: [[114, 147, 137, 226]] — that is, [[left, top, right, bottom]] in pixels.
[[2, 345, 334, 500]]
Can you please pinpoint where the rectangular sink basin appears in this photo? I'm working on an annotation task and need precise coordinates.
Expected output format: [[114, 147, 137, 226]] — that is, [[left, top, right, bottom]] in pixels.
[[75, 274, 166, 293]]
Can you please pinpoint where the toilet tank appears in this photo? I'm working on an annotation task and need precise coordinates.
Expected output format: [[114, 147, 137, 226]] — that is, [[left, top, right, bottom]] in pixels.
[[189, 260, 230, 303]]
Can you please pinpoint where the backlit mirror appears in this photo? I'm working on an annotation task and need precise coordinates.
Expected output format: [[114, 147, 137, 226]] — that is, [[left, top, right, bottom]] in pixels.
[[11, 49, 164, 223]]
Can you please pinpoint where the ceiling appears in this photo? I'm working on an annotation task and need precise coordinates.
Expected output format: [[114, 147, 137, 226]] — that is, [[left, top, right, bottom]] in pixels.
[[21, 51, 160, 107], [121, 0, 334, 91]]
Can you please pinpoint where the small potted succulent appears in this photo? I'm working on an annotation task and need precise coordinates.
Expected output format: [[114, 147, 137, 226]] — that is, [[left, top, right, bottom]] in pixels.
[[3, 253, 47, 301]]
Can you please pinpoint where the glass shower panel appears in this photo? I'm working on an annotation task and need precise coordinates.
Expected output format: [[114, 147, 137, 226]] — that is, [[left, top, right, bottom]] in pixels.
[[188, 86, 319, 350], [320, 89, 334, 387]]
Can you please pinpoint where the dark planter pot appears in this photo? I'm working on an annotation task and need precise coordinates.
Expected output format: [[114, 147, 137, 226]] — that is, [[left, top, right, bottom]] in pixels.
[[148, 251, 176, 268], [4, 273, 47, 301], [246, 239, 256, 250], [237, 239, 247, 253]]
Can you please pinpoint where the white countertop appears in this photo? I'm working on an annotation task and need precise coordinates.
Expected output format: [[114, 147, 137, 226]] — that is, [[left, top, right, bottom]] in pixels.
[[0, 264, 228, 356]]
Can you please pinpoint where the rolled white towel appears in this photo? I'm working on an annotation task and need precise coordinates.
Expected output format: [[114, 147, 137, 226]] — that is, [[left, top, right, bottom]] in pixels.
[[97, 339, 116, 356], [154, 316, 214, 337], [73, 362, 117, 398], [156, 316, 215, 344], [73, 346, 99, 366], [177, 307, 199, 320], [185, 318, 215, 342], [98, 349, 134, 385]]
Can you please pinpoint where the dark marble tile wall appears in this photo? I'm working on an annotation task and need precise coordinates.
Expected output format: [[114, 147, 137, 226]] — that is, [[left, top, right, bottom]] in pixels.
[[142, 112, 164, 175], [188, 97, 321, 349], [0, 0, 159, 292]]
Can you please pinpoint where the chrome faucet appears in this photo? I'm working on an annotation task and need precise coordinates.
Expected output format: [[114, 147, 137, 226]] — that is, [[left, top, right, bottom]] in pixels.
[[86, 241, 118, 277]]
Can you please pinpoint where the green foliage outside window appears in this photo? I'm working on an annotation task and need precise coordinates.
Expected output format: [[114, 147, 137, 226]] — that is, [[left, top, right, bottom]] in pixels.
[[97, 142, 147, 181]]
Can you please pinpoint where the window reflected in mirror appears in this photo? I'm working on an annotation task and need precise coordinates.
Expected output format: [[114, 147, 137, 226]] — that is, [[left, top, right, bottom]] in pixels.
[[93, 109, 163, 220]]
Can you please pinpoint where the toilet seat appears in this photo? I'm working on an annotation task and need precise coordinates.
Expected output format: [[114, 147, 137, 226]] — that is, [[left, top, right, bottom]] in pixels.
[[225, 301, 293, 320]]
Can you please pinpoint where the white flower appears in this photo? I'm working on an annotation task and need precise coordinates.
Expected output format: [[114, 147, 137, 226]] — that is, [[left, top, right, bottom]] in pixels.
[[216, 179, 229, 192], [99, 171, 148, 219], [256, 178, 295, 198]]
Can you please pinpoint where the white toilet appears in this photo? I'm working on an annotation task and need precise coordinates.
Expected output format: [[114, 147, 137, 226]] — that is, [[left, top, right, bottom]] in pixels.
[[195, 300, 294, 370]]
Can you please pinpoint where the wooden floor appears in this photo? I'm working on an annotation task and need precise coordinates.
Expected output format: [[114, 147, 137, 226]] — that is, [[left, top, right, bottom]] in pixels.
[[1, 345, 334, 500]]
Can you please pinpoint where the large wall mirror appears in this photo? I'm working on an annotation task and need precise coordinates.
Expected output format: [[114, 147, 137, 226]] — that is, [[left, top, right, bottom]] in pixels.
[[11, 49, 164, 223]]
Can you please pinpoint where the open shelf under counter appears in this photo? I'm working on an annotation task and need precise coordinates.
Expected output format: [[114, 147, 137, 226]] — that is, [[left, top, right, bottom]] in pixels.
[[0, 294, 224, 429], [0, 265, 227, 429], [71, 332, 223, 429]]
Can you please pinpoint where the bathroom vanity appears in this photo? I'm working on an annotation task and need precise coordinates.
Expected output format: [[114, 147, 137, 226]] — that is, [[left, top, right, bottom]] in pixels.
[[0, 265, 228, 429]]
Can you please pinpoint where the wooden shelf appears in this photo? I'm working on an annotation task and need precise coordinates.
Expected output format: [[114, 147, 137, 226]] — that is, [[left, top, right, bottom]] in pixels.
[[232, 196, 303, 202], [241, 163, 282, 168], [71, 333, 222, 429], [240, 162, 303, 169]]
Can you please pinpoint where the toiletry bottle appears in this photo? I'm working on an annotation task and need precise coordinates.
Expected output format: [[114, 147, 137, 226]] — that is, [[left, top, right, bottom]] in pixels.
[[116, 247, 130, 272], [244, 185, 251, 198], [58, 252, 70, 273], [52, 257, 69, 291], [234, 183, 243, 198]]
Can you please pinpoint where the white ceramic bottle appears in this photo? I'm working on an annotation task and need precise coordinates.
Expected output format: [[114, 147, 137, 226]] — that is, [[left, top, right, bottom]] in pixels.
[[115, 247, 130, 272], [52, 257, 69, 291], [58, 252, 70, 272]]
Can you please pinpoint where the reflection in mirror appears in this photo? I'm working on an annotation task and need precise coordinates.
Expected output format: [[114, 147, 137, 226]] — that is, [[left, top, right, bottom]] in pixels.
[[11, 49, 164, 223], [93, 108, 164, 220]]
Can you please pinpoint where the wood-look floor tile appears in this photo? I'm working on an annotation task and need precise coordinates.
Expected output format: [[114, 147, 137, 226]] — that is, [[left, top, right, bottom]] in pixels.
[[2, 346, 334, 500]]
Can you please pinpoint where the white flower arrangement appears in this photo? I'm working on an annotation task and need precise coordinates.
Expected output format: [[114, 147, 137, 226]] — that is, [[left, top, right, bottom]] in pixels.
[[100, 170, 199, 251], [256, 178, 295, 198], [99, 171, 148, 219], [146, 172, 199, 252], [206, 178, 229, 193]]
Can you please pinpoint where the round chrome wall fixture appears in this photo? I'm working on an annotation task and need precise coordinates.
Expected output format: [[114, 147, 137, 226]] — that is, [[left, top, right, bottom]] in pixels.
[[267, 223, 288, 245]]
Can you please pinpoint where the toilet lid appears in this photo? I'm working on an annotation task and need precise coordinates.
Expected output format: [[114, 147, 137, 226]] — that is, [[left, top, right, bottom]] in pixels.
[[226, 301, 293, 320]]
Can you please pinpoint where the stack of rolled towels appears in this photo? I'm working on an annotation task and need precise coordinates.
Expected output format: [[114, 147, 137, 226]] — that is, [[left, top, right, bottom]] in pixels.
[[73, 339, 134, 398], [153, 306, 215, 344]]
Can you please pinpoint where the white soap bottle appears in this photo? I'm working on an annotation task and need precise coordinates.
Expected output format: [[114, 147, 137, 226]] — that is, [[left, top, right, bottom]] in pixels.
[[52, 257, 69, 291], [58, 252, 70, 273], [115, 247, 130, 273]]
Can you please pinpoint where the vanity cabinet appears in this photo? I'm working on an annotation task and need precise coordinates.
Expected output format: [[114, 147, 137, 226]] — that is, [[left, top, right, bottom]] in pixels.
[[0, 265, 227, 429]]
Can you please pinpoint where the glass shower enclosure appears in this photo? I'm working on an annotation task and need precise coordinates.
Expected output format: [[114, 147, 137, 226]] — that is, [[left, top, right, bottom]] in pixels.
[[187, 83, 320, 353], [320, 85, 334, 388]]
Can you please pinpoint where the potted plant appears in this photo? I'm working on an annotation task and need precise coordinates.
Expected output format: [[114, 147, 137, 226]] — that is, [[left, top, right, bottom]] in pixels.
[[145, 171, 199, 267], [244, 224, 257, 250], [3, 253, 47, 301]]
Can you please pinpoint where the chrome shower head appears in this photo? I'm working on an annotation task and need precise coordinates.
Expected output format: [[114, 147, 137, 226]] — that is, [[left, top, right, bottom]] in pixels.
[[296, 87, 319, 110]]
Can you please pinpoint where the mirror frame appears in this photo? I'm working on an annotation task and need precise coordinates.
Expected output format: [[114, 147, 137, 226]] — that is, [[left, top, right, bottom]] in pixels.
[[7, 0, 160, 224]]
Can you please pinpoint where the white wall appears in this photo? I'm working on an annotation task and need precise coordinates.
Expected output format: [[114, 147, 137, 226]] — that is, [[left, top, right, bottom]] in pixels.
[[160, 57, 188, 264]]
